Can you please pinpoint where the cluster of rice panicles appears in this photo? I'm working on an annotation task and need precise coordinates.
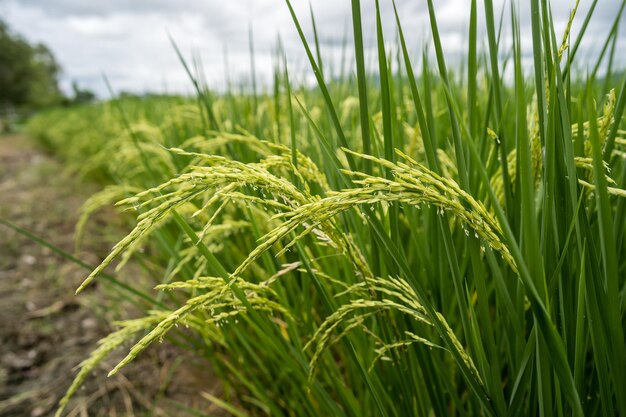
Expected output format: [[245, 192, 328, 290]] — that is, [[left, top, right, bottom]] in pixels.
[[230, 148, 517, 278], [55, 313, 167, 417], [108, 276, 291, 377], [304, 275, 481, 386], [74, 138, 325, 294], [492, 89, 625, 202]]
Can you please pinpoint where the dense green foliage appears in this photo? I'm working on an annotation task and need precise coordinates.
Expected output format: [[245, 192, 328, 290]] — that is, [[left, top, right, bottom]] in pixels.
[[0, 20, 62, 112], [25, 1, 626, 416]]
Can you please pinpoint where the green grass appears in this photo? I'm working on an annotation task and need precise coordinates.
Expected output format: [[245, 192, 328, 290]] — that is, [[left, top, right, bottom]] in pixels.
[[21, 1, 626, 416]]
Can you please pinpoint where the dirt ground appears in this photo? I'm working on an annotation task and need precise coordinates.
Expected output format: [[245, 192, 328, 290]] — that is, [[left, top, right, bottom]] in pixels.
[[0, 134, 220, 417]]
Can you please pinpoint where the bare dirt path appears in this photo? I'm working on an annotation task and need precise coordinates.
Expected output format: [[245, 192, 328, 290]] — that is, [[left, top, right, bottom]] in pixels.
[[0, 134, 217, 417]]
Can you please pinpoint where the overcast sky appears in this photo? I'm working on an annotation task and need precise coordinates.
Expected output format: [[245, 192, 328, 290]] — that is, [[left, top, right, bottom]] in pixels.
[[1, 0, 623, 97]]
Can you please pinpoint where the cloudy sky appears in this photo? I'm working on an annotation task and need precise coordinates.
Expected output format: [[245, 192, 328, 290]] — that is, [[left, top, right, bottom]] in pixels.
[[1, 0, 623, 97]]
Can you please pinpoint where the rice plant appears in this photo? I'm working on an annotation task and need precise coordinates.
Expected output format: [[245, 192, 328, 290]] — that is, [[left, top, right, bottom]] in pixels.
[[25, 0, 626, 416]]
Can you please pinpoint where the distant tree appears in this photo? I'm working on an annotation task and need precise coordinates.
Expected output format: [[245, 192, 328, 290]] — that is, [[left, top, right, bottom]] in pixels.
[[70, 81, 96, 105], [0, 19, 62, 112]]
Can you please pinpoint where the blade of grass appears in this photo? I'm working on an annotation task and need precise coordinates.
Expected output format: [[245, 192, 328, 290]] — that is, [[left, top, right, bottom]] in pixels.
[[284, 0, 355, 171], [350, 0, 372, 174]]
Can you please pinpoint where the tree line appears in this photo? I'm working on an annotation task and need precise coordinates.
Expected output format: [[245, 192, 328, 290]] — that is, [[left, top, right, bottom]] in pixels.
[[1, 19, 95, 131]]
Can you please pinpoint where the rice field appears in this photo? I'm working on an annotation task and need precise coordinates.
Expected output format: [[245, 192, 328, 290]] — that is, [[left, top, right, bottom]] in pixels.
[[18, 0, 626, 416]]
